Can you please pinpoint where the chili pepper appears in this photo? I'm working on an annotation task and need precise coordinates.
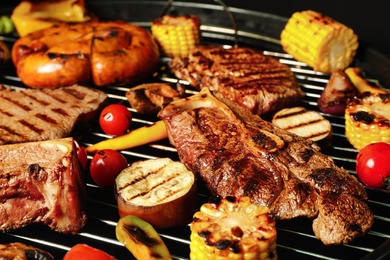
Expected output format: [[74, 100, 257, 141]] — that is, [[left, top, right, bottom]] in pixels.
[[86, 120, 168, 153], [116, 215, 172, 260], [345, 67, 389, 94]]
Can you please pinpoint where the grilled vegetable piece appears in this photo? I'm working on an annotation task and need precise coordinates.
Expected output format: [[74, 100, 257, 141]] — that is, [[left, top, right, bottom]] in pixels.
[[11, 0, 93, 37], [115, 157, 198, 230], [116, 215, 172, 260], [317, 69, 358, 115], [0, 16, 15, 35], [272, 107, 332, 149], [280, 10, 358, 74], [190, 196, 277, 260], [152, 15, 201, 58], [63, 244, 115, 260], [345, 92, 390, 150], [0, 242, 54, 260], [126, 83, 186, 114], [85, 120, 168, 153], [345, 67, 389, 94]]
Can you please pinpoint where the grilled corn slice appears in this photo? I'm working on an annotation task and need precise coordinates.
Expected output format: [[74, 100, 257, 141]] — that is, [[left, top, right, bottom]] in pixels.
[[345, 93, 390, 150], [280, 10, 358, 74], [151, 15, 201, 58], [190, 196, 277, 260]]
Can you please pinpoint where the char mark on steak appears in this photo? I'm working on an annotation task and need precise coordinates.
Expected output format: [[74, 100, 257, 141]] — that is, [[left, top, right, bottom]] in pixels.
[[158, 87, 373, 245], [170, 46, 304, 116], [0, 84, 107, 145]]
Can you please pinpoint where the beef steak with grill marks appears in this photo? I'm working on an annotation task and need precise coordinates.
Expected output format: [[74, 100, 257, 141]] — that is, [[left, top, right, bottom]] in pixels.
[[158, 87, 374, 245], [170, 46, 304, 116], [0, 84, 107, 145]]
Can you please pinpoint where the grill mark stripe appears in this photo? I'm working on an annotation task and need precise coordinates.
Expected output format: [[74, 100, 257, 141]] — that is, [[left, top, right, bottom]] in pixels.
[[274, 108, 331, 139], [35, 113, 59, 124], [51, 108, 69, 117], [62, 87, 87, 100], [129, 175, 184, 203], [18, 119, 44, 134], [1, 96, 32, 111], [0, 108, 13, 117], [41, 90, 67, 104], [274, 108, 306, 119], [21, 92, 50, 106], [0, 125, 28, 142], [119, 169, 185, 203]]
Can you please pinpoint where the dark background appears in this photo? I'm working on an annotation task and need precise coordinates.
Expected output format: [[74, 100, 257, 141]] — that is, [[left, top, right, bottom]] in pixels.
[[223, 0, 390, 58], [4, 0, 390, 58]]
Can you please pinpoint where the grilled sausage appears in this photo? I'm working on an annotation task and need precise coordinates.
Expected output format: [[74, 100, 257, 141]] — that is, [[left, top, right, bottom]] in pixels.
[[12, 21, 160, 88]]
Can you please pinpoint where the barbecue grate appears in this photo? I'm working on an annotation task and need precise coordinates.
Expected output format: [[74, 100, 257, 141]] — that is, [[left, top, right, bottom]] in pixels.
[[1, 1, 389, 259]]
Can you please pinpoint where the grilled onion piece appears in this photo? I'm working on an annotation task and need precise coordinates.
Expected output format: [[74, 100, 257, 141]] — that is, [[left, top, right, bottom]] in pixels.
[[317, 69, 358, 115], [115, 158, 198, 230], [272, 107, 332, 149]]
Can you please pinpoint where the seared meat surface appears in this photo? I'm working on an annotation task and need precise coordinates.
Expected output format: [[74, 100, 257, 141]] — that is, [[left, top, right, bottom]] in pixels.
[[158, 88, 373, 245], [0, 137, 87, 234], [0, 84, 107, 145], [170, 46, 304, 116]]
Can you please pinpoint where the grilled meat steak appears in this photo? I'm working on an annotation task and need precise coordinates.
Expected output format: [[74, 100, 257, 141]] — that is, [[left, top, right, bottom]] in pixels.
[[0, 84, 107, 145], [170, 46, 304, 116], [158, 88, 374, 245], [0, 137, 87, 234]]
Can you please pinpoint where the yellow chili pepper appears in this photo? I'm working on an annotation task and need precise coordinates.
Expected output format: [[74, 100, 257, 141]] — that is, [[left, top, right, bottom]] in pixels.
[[86, 120, 168, 153], [345, 67, 389, 94]]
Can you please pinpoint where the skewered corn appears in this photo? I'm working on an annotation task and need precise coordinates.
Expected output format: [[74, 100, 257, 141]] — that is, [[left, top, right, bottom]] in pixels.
[[280, 10, 358, 74], [345, 93, 390, 150], [151, 15, 201, 58], [190, 196, 277, 260]]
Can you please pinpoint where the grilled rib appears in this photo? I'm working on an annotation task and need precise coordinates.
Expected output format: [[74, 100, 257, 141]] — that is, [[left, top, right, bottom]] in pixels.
[[0, 137, 87, 234], [158, 88, 374, 245], [0, 84, 107, 145], [170, 46, 304, 116]]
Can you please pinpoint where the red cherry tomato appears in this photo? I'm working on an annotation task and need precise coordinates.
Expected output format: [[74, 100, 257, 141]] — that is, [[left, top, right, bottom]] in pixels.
[[99, 104, 132, 136], [356, 142, 390, 189], [74, 140, 88, 170], [63, 244, 115, 260], [90, 149, 128, 187]]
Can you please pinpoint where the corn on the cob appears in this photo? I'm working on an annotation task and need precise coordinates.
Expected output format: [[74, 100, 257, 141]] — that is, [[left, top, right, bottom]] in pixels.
[[280, 10, 358, 74], [151, 15, 201, 58], [190, 196, 277, 260], [345, 93, 390, 150]]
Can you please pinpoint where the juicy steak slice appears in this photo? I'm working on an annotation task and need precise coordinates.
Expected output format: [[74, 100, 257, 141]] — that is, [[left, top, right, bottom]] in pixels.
[[170, 46, 304, 116], [158, 88, 373, 245], [0, 84, 107, 145], [0, 137, 87, 234]]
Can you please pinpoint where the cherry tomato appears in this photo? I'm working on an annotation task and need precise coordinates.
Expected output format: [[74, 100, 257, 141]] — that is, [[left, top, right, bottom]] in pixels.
[[99, 104, 132, 136], [90, 149, 128, 187], [63, 243, 115, 260], [356, 142, 390, 189], [74, 140, 88, 170]]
